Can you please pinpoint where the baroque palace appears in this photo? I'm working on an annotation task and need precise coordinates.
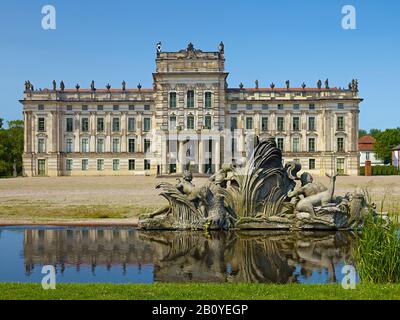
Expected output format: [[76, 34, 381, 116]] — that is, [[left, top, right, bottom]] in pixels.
[[21, 42, 362, 177]]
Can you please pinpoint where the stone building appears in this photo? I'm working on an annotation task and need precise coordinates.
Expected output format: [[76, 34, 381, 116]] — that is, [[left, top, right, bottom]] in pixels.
[[21, 42, 362, 177]]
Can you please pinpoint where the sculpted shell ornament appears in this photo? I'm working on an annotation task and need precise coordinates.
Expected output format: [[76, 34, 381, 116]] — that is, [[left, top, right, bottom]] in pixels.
[[139, 138, 376, 230]]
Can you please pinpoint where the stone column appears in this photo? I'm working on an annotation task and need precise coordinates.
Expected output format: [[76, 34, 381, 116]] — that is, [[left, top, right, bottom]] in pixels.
[[162, 137, 168, 174], [198, 137, 204, 174], [215, 137, 221, 172], [121, 112, 127, 152], [178, 140, 184, 173]]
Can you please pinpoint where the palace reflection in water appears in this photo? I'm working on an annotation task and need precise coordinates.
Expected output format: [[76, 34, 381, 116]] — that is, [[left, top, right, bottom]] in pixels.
[[22, 228, 355, 284]]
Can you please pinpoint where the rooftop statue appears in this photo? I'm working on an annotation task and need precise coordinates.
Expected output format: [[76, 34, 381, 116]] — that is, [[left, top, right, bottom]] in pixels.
[[255, 79, 259, 89], [325, 78, 329, 89], [139, 138, 376, 230], [60, 81, 65, 92], [156, 41, 162, 53], [122, 80, 126, 91], [90, 81, 96, 91], [317, 79, 322, 89], [285, 80, 290, 89], [52, 80, 57, 91], [218, 41, 224, 54]]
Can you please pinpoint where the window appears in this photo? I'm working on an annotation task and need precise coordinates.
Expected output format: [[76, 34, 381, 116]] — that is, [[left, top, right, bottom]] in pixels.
[[308, 117, 316, 131], [66, 105, 72, 111], [81, 118, 89, 132], [277, 138, 284, 151], [170, 92, 177, 109], [261, 117, 268, 131], [278, 104, 284, 110], [277, 117, 284, 131], [293, 104, 300, 110], [129, 105, 135, 111], [144, 159, 151, 170], [309, 159, 316, 170], [82, 159, 88, 171], [337, 116, 345, 131], [112, 118, 120, 132], [337, 158, 345, 174], [97, 105, 103, 111], [66, 138, 73, 153], [337, 137, 344, 152], [38, 118, 45, 132], [187, 90, 194, 108], [230, 104, 237, 111], [129, 159, 135, 171], [66, 118, 73, 132], [187, 115, 195, 130], [144, 105, 151, 111], [169, 115, 177, 130], [246, 117, 253, 130], [38, 138, 46, 153], [204, 115, 212, 129], [292, 117, 300, 131], [128, 139, 135, 153], [144, 139, 151, 153], [293, 137, 300, 152], [128, 117, 135, 132], [143, 118, 151, 132], [97, 118, 104, 132], [113, 159, 120, 171], [97, 159, 104, 171], [230, 117, 237, 131], [97, 138, 104, 153], [262, 104, 269, 110], [38, 105, 44, 111], [246, 104, 253, 111], [308, 138, 316, 152], [82, 105, 88, 111], [205, 92, 212, 108], [113, 105, 119, 111], [66, 159, 73, 171], [112, 138, 120, 153], [309, 103, 315, 110], [81, 138, 89, 153], [338, 103, 344, 109]]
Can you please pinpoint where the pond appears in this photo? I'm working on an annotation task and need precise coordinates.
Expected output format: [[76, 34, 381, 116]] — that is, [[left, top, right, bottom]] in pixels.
[[0, 227, 357, 284]]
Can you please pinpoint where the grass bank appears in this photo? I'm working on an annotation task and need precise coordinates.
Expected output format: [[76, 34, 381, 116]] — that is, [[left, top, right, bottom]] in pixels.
[[1, 283, 400, 300]]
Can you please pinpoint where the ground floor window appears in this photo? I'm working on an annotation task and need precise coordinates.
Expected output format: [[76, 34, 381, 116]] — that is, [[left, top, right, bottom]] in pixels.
[[129, 159, 135, 171], [337, 158, 345, 174], [82, 159, 88, 171], [38, 159, 46, 176], [309, 158, 316, 170], [144, 159, 151, 170], [113, 159, 120, 171], [169, 163, 176, 173], [97, 159, 104, 171], [66, 159, 73, 171]]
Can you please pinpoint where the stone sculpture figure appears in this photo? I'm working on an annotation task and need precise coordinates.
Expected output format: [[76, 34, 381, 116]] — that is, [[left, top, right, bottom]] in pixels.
[[52, 80, 57, 91], [90, 81, 96, 91], [122, 80, 126, 91], [285, 80, 290, 89], [139, 138, 376, 231], [60, 81, 65, 92], [317, 79, 322, 89]]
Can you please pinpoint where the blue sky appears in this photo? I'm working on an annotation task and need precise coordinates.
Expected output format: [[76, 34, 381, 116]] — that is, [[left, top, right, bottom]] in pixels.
[[0, 0, 399, 130]]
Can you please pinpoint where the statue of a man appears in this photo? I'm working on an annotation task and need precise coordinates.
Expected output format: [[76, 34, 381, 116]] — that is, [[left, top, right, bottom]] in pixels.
[[285, 80, 290, 89], [156, 41, 162, 53], [90, 81, 96, 91], [52, 80, 57, 91], [218, 41, 224, 54], [317, 79, 322, 89], [60, 81, 65, 92], [325, 78, 329, 89], [122, 80, 126, 91], [187, 42, 194, 52], [255, 79, 259, 89]]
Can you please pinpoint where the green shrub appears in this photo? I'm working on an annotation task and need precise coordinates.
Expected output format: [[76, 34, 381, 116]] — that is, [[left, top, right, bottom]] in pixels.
[[355, 215, 400, 283]]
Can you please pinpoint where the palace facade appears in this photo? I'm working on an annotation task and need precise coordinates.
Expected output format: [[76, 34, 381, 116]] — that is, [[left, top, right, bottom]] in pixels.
[[21, 42, 362, 177]]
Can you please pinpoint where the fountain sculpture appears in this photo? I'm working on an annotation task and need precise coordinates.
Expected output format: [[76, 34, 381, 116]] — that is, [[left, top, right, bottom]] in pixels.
[[139, 138, 375, 230]]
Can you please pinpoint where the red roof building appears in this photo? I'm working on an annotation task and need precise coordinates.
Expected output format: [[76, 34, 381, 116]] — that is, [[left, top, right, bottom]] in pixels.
[[358, 135, 376, 152]]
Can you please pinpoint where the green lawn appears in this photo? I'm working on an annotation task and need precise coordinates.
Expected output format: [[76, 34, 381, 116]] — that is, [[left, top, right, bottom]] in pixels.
[[1, 283, 400, 300]]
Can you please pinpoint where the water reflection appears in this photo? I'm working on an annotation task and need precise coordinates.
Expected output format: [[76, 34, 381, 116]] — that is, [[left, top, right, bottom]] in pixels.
[[21, 228, 355, 284]]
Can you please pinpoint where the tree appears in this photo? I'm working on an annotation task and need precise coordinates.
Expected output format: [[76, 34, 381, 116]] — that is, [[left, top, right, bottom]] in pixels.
[[374, 128, 400, 164], [0, 118, 3, 129], [359, 129, 367, 138], [369, 128, 381, 139], [0, 120, 24, 176]]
